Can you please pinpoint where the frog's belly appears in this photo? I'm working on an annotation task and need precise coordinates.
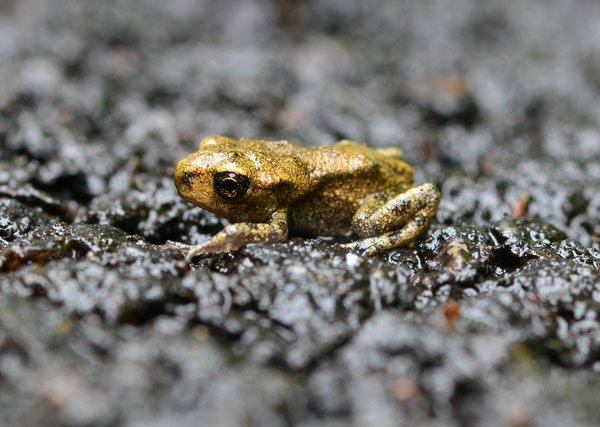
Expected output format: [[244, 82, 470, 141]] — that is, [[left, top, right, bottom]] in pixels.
[[288, 199, 357, 237], [288, 182, 371, 236], [287, 174, 405, 237]]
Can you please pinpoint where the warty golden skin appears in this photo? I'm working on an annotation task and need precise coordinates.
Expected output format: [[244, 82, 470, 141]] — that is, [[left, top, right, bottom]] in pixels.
[[173, 135, 440, 257]]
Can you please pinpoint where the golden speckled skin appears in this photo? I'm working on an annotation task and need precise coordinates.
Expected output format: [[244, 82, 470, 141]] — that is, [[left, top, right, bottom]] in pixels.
[[174, 135, 440, 257]]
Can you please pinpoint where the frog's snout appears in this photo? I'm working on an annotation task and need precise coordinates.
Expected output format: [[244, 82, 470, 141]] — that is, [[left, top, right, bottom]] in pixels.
[[174, 156, 200, 199], [174, 159, 190, 187]]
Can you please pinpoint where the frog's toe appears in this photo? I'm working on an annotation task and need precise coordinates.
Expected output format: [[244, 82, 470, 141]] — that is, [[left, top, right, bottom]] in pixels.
[[185, 242, 220, 260], [360, 245, 382, 257], [342, 233, 406, 256], [340, 239, 379, 256], [340, 241, 360, 249], [342, 245, 379, 257], [164, 240, 193, 254]]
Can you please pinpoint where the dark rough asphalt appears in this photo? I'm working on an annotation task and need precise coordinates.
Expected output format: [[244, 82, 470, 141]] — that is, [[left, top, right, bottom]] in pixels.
[[1, 0, 600, 426]]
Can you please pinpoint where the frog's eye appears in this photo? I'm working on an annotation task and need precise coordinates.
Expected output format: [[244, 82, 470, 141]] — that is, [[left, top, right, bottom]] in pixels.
[[213, 171, 250, 201]]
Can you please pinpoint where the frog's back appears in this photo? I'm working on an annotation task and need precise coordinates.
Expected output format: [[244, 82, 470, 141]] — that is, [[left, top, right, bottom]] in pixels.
[[289, 141, 414, 236], [306, 140, 411, 181]]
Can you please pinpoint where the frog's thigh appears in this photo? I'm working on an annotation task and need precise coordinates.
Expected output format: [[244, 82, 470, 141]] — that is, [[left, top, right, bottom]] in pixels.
[[186, 211, 288, 259], [348, 183, 440, 254]]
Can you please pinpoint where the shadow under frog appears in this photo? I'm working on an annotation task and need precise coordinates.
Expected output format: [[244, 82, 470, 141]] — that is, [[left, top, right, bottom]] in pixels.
[[172, 135, 440, 258]]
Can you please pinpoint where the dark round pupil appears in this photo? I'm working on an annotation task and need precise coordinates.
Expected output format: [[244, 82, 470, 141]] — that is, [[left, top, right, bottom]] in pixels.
[[221, 178, 238, 192], [213, 171, 250, 201]]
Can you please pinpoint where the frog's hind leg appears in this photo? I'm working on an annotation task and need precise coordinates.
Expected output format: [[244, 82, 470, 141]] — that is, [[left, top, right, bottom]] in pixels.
[[343, 183, 440, 256]]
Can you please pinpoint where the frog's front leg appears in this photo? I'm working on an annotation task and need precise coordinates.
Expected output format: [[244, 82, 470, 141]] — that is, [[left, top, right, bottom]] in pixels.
[[182, 211, 288, 259], [342, 183, 440, 256]]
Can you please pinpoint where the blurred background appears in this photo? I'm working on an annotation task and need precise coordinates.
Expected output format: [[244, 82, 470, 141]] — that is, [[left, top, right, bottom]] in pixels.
[[1, 1, 600, 426]]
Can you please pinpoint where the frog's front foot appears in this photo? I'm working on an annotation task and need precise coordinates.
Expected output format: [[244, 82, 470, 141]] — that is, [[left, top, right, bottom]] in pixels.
[[173, 211, 289, 261], [184, 238, 233, 260], [164, 239, 219, 259]]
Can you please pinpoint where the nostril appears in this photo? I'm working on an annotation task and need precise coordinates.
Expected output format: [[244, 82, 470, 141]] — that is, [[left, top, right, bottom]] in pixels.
[[181, 171, 194, 185]]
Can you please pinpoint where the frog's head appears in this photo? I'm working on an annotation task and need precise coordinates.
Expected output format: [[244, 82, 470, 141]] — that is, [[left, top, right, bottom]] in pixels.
[[174, 135, 307, 223]]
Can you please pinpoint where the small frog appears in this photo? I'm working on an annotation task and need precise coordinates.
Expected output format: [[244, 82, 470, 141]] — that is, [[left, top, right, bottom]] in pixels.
[[173, 135, 440, 258]]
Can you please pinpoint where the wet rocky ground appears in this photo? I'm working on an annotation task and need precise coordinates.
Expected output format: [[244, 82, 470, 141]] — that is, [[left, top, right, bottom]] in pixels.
[[1, 0, 600, 425]]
